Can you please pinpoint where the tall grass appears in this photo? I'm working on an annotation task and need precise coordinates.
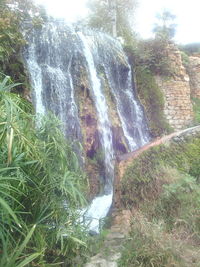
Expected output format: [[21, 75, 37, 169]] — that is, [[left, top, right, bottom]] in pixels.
[[0, 75, 89, 266], [119, 135, 200, 266]]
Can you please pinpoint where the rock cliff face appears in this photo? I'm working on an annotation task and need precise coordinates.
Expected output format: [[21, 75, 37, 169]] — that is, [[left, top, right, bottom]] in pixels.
[[188, 55, 200, 98], [155, 44, 193, 130]]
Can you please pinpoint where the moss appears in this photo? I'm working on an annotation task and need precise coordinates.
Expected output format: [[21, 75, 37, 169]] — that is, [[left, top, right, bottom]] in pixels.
[[121, 134, 200, 208], [135, 66, 173, 137], [192, 98, 200, 124]]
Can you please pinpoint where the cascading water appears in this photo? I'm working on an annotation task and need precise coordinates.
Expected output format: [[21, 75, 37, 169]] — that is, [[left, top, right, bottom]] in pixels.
[[89, 33, 150, 151], [77, 32, 114, 233], [78, 32, 114, 192], [25, 41, 45, 116], [23, 21, 82, 141], [23, 20, 150, 233]]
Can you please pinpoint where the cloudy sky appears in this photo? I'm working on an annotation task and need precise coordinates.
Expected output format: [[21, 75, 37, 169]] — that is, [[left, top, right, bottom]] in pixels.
[[34, 0, 200, 44]]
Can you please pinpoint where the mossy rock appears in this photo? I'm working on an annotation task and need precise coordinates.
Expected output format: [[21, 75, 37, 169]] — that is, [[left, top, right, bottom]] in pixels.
[[135, 66, 173, 137]]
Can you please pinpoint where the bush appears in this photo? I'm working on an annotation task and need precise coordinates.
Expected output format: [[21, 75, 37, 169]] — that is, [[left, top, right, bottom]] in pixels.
[[0, 76, 89, 266], [133, 38, 173, 76]]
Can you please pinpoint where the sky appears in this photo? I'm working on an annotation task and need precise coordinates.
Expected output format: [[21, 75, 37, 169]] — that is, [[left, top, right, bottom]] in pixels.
[[34, 0, 200, 44]]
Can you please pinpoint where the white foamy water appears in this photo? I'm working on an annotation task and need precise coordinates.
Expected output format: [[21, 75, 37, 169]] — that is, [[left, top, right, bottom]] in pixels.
[[81, 193, 113, 233], [26, 42, 45, 116], [78, 32, 115, 232]]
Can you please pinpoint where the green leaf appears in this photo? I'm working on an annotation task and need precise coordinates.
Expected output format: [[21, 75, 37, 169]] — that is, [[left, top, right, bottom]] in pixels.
[[16, 252, 41, 267], [8, 225, 37, 266], [0, 196, 21, 227]]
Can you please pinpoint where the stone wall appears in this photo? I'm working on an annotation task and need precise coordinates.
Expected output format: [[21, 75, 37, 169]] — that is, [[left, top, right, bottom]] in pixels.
[[188, 55, 200, 98], [155, 44, 193, 130]]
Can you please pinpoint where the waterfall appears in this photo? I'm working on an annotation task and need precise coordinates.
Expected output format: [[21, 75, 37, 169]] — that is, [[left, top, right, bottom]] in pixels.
[[23, 20, 150, 233], [23, 21, 82, 141], [77, 32, 114, 233], [90, 33, 150, 151], [78, 32, 114, 193], [25, 41, 45, 116]]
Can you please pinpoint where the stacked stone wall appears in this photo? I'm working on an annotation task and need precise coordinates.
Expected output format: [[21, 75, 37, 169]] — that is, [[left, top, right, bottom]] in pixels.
[[155, 44, 193, 130], [188, 56, 200, 98]]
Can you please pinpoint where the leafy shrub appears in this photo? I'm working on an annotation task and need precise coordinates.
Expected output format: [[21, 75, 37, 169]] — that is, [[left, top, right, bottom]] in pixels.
[[120, 133, 200, 266], [0, 75, 89, 266], [0, 0, 45, 91], [132, 38, 173, 76]]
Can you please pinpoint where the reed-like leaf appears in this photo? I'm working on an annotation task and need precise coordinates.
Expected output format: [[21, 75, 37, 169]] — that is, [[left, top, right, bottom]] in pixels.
[[0, 196, 21, 226]]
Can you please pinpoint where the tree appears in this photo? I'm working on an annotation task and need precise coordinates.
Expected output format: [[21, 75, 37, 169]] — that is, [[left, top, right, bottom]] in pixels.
[[153, 10, 177, 41], [87, 0, 137, 40], [0, 0, 44, 86]]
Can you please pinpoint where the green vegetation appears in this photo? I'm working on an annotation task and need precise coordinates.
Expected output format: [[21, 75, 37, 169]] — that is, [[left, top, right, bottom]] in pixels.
[[121, 134, 200, 206], [123, 20, 176, 137], [0, 75, 89, 266], [180, 50, 190, 68], [135, 66, 172, 137], [118, 213, 185, 267], [132, 38, 173, 76], [0, 0, 44, 92], [179, 42, 200, 55], [119, 134, 200, 266], [192, 97, 200, 124]]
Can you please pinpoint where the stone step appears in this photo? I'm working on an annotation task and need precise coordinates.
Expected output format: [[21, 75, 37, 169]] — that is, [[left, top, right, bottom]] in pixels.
[[106, 232, 125, 240], [84, 252, 121, 267]]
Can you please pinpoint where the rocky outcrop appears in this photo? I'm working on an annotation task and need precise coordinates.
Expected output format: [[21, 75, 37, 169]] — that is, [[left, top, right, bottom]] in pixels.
[[188, 55, 200, 98], [155, 44, 193, 130]]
